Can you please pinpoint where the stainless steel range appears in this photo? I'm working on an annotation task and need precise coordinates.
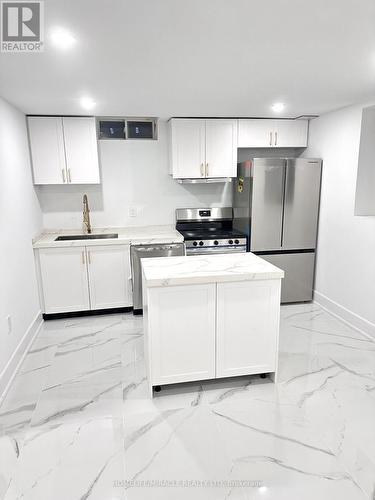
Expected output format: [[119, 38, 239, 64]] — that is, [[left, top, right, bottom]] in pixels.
[[176, 207, 247, 255]]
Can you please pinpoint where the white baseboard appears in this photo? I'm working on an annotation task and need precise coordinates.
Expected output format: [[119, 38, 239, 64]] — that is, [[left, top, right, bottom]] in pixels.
[[314, 290, 375, 341], [0, 311, 43, 404]]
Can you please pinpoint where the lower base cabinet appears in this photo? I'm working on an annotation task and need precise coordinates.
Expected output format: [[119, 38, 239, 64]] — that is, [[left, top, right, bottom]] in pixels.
[[146, 284, 216, 385], [37, 245, 132, 314], [144, 279, 281, 393], [38, 247, 91, 313], [216, 280, 280, 378], [87, 246, 132, 310]]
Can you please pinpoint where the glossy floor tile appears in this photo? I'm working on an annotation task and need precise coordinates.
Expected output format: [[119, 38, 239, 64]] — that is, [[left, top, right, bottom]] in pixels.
[[0, 304, 374, 499]]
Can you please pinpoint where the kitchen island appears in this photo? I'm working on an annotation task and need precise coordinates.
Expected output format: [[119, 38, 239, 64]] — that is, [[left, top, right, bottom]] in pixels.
[[142, 252, 284, 396]]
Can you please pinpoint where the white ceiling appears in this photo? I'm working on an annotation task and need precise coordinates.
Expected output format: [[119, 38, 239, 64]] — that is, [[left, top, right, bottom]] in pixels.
[[1, 0, 375, 118]]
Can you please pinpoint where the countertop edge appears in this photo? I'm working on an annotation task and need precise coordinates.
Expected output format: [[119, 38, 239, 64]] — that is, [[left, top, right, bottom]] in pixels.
[[144, 272, 284, 287], [32, 226, 184, 249], [33, 237, 184, 249]]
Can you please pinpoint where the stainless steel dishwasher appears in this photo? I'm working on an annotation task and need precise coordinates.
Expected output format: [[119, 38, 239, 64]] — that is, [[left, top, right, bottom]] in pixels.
[[130, 243, 185, 314]]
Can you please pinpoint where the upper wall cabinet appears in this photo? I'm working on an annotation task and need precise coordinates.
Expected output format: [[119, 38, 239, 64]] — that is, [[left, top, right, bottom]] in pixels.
[[169, 118, 237, 179], [28, 116, 100, 185], [238, 119, 308, 148]]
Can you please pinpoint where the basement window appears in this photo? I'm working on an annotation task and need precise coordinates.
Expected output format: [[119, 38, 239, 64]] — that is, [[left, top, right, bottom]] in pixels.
[[98, 117, 157, 140], [98, 120, 125, 139]]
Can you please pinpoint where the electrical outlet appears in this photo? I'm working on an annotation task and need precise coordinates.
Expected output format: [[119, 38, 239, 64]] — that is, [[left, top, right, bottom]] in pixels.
[[128, 207, 137, 218], [6, 315, 12, 335]]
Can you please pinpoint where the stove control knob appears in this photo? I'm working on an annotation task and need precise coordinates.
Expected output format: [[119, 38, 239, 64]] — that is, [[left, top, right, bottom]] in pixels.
[[214, 240, 219, 246], [234, 239, 239, 244], [199, 241, 204, 246], [228, 239, 233, 245], [193, 241, 198, 246]]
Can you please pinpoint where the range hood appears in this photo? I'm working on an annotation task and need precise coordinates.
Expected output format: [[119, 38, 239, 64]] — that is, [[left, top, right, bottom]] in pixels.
[[176, 177, 233, 184]]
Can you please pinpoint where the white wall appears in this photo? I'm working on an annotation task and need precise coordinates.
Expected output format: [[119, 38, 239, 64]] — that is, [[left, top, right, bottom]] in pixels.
[[37, 121, 232, 229], [0, 98, 43, 382], [305, 103, 375, 335]]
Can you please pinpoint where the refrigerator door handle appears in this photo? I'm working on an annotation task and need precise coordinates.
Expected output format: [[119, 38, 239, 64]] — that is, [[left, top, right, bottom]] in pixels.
[[280, 165, 286, 248]]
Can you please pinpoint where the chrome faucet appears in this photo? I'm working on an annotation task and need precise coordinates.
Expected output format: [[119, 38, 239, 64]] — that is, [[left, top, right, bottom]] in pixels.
[[83, 194, 92, 234]]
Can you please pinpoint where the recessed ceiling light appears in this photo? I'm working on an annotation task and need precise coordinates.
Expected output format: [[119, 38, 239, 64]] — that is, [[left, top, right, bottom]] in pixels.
[[50, 28, 76, 50], [271, 102, 285, 113], [80, 97, 96, 111]]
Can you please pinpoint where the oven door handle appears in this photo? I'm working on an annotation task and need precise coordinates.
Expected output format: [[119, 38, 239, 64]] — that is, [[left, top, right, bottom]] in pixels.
[[186, 246, 247, 255]]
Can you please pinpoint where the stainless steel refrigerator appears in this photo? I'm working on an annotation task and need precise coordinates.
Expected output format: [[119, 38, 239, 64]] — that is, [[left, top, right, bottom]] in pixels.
[[233, 158, 322, 303]]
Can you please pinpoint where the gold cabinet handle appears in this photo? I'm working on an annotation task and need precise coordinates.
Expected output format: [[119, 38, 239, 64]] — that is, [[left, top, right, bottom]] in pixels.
[[269, 132, 273, 146], [62, 169, 66, 183], [67, 168, 71, 183], [200, 163, 204, 177], [206, 163, 209, 177], [275, 131, 278, 146], [81, 250, 85, 264]]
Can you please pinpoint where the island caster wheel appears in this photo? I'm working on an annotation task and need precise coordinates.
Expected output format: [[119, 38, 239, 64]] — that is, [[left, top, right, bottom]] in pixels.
[[154, 385, 162, 392], [260, 373, 267, 379]]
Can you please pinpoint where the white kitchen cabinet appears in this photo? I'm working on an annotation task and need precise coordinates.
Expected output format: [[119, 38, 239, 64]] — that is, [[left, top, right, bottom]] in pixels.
[[169, 118, 237, 179], [216, 280, 280, 378], [274, 119, 308, 147], [37, 244, 132, 314], [147, 283, 216, 385], [62, 117, 100, 184], [38, 247, 90, 313], [238, 119, 274, 148], [205, 119, 237, 177], [238, 119, 308, 148], [169, 119, 205, 179], [144, 278, 282, 394], [28, 117, 67, 184], [28, 116, 100, 185], [87, 245, 132, 309]]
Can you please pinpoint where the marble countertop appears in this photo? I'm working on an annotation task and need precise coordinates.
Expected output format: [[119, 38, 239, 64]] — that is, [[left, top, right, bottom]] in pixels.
[[142, 252, 284, 287], [33, 225, 184, 249]]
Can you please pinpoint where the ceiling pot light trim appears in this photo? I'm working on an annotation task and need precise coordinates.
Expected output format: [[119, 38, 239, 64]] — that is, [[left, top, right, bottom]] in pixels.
[[50, 28, 76, 50], [271, 102, 285, 113], [80, 97, 96, 111]]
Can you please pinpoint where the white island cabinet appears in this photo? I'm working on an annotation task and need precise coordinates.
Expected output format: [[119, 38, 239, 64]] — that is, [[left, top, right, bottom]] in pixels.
[[142, 252, 284, 396]]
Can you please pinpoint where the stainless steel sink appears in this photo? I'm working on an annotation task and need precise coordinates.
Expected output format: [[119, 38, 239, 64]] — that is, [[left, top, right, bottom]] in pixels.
[[55, 233, 119, 241]]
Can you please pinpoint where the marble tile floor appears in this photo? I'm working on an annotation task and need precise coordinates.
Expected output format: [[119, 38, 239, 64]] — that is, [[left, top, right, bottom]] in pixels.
[[1, 304, 375, 499]]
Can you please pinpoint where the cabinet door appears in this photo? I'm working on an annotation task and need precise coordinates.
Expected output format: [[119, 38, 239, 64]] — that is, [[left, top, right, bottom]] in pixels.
[[169, 119, 205, 179], [274, 119, 308, 147], [216, 280, 280, 378], [87, 245, 132, 310], [38, 248, 90, 313], [238, 119, 274, 147], [28, 117, 67, 184], [148, 284, 216, 385], [205, 119, 237, 177], [63, 117, 100, 184]]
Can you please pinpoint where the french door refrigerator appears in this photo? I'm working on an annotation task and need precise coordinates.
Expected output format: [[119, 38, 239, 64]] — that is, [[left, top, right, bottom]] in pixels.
[[233, 158, 322, 303]]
